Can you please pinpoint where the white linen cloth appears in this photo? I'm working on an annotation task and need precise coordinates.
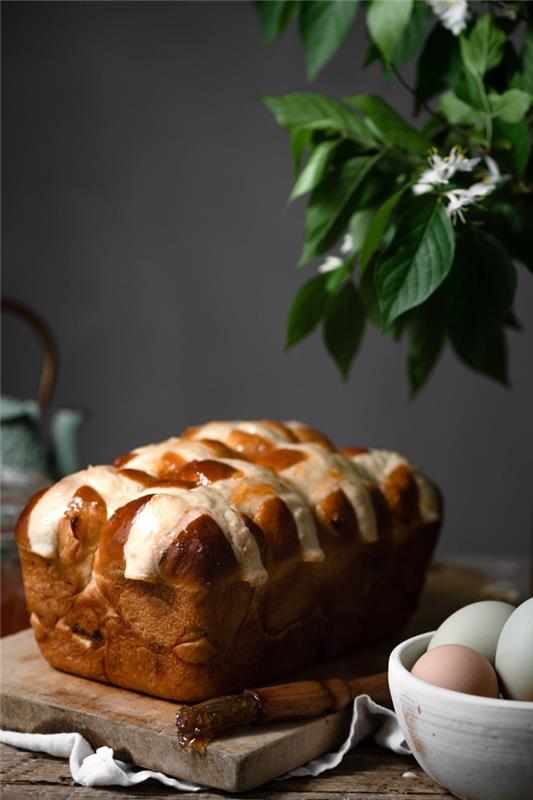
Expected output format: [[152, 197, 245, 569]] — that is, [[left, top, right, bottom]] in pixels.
[[0, 694, 409, 790]]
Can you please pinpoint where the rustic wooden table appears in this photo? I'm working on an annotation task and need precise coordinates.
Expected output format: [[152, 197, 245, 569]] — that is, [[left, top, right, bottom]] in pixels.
[[0, 739, 449, 799], [1, 556, 528, 799]]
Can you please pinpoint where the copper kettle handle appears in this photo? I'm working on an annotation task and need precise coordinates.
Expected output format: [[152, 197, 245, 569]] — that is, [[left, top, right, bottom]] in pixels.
[[1, 297, 58, 411]]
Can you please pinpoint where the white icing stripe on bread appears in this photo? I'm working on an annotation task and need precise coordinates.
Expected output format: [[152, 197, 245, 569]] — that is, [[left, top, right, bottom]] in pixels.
[[273, 443, 378, 542], [125, 486, 268, 585], [118, 439, 325, 563], [210, 459, 324, 562], [24, 428, 437, 581], [349, 449, 440, 523], [124, 438, 217, 472], [27, 466, 145, 558]]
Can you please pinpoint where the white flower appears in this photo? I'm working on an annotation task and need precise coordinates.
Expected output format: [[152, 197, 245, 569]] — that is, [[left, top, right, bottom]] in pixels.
[[427, 0, 468, 36], [448, 150, 480, 173], [318, 255, 343, 273], [444, 153, 504, 220], [340, 233, 353, 255], [412, 167, 448, 195], [413, 147, 480, 195], [413, 147, 504, 222], [444, 189, 473, 222], [484, 155, 502, 183], [467, 182, 496, 199], [444, 181, 496, 221]]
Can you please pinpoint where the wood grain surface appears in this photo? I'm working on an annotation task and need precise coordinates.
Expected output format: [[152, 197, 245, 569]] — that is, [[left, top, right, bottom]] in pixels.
[[0, 740, 450, 799], [0, 558, 523, 796]]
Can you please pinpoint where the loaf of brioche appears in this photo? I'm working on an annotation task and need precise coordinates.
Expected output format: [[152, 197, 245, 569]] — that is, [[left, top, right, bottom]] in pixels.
[[16, 419, 442, 701]]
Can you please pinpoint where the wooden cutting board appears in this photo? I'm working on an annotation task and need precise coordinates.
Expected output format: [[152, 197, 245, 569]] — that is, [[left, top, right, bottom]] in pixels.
[[0, 561, 518, 792]]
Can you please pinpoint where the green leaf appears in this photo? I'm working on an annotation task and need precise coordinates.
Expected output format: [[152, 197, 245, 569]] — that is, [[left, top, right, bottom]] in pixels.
[[521, 28, 533, 95], [460, 326, 509, 384], [445, 230, 517, 384], [300, 154, 381, 264], [494, 41, 524, 93], [324, 256, 354, 294], [460, 13, 506, 77], [362, 40, 381, 69], [453, 69, 486, 111], [290, 140, 337, 200], [254, 0, 298, 44], [407, 292, 445, 396], [509, 70, 525, 93], [414, 23, 460, 111], [263, 93, 377, 147], [323, 280, 365, 378], [376, 200, 455, 326], [488, 89, 531, 124], [299, 0, 360, 80], [290, 128, 312, 173], [494, 119, 530, 176], [347, 208, 375, 254], [285, 273, 329, 349], [345, 95, 431, 153], [358, 260, 382, 327], [366, 0, 413, 64], [486, 199, 533, 273], [438, 90, 482, 126], [392, 1, 431, 70], [360, 186, 407, 271]]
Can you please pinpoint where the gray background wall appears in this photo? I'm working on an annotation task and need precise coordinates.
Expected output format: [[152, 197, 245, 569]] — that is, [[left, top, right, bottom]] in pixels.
[[3, 1, 532, 555]]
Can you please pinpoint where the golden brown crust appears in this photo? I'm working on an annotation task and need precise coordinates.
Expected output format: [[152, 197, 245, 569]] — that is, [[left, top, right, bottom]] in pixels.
[[96, 496, 151, 572], [366, 484, 393, 537], [158, 515, 239, 584], [174, 459, 242, 484], [113, 452, 134, 468], [16, 420, 442, 702], [340, 446, 370, 457], [15, 487, 48, 550], [382, 464, 420, 523], [57, 486, 107, 564], [255, 448, 307, 471], [17, 486, 107, 629], [316, 489, 358, 540], [258, 419, 298, 442], [157, 452, 187, 476], [116, 468, 157, 486], [198, 439, 240, 458], [226, 429, 272, 458], [252, 496, 300, 562], [181, 424, 200, 440]]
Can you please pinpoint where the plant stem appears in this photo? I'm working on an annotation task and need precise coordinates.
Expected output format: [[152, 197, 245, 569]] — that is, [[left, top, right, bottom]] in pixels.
[[474, 73, 492, 149], [390, 64, 473, 149], [390, 65, 440, 122]]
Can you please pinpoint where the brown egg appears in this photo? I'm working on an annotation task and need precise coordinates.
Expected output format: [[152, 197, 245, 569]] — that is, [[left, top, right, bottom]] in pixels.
[[411, 644, 500, 698]]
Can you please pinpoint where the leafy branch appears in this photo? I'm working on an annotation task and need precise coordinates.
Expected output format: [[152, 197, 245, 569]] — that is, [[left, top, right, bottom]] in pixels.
[[254, 0, 532, 393]]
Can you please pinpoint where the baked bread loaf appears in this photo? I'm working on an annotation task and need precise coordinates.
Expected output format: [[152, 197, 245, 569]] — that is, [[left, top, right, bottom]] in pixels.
[[16, 419, 442, 701]]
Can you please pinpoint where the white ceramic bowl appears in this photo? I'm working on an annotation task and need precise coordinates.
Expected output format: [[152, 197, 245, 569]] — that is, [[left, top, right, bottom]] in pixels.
[[389, 632, 533, 800]]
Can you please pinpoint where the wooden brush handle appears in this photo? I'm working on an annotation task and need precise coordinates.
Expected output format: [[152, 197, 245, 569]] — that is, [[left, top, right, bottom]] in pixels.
[[348, 672, 391, 705], [176, 671, 389, 749]]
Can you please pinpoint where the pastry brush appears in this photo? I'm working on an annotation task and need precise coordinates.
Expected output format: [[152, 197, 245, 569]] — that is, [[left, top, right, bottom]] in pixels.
[[176, 671, 389, 749]]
